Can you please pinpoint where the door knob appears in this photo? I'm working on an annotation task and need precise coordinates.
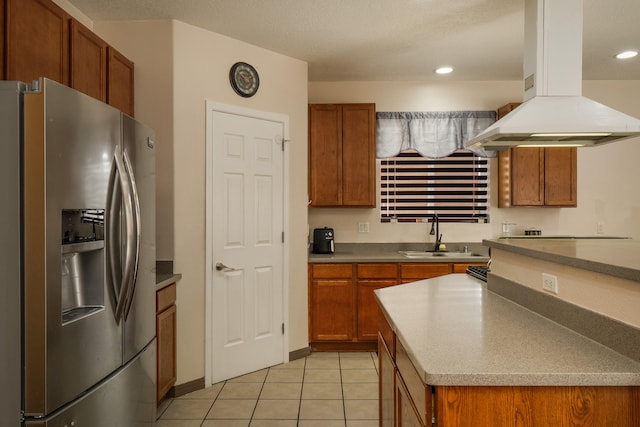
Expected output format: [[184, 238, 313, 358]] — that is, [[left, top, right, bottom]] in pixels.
[[215, 262, 237, 272]]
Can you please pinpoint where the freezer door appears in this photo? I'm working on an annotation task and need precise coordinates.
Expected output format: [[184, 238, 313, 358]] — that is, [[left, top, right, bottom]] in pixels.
[[24, 340, 157, 426], [0, 81, 25, 426], [121, 114, 156, 362], [22, 79, 123, 416]]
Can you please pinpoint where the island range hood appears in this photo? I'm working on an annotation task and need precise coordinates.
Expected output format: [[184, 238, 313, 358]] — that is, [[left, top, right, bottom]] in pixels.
[[466, 0, 640, 151]]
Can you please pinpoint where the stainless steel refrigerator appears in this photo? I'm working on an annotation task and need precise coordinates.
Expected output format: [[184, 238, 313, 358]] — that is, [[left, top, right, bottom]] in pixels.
[[0, 78, 156, 426]]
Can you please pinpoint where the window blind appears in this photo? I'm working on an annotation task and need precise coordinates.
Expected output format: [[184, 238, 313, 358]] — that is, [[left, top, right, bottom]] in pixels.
[[380, 150, 489, 223]]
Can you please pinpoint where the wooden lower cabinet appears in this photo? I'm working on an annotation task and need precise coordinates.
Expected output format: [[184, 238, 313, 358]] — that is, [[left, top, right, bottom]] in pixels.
[[396, 373, 426, 427], [1, 0, 5, 80], [378, 305, 640, 427], [379, 334, 396, 427], [451, 263, 486, 273], [309, 263, 354, 342], [357, 263, 398, 340], [436, 386, 640, 426], [400, 263, 452, 283], [156, 283, 177, 404], [309, 261, 470, 350]]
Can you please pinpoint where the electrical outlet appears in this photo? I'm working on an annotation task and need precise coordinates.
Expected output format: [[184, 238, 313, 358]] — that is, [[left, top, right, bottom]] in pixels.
[[542, 273, 558, 294], [358, 222, 370, 233], [596, 222, 604, 234]]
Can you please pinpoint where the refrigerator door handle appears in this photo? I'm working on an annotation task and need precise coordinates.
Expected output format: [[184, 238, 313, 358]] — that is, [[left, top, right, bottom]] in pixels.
[[107, 145, 136, 324], [122, 149, 141, 320]]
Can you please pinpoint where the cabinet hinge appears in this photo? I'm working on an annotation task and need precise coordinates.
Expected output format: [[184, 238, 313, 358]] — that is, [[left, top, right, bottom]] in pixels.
[[281, 323, 285, 334], [282, 231, 285, 243]]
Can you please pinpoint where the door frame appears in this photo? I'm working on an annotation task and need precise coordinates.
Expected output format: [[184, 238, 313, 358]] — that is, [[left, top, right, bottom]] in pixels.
[[204, 100, 290, 386]]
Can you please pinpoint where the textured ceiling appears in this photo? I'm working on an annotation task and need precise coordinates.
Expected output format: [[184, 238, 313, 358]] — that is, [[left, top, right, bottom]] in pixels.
[[66, 0, 640, 81]]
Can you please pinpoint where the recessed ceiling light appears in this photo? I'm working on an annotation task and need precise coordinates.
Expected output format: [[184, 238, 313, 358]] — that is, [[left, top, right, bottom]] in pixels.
[[615, 50, 638, 59], [434, 66, 453, 75]]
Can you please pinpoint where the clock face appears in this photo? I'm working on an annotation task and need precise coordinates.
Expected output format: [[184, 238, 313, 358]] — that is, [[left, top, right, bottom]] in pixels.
[[229, 62, 260, 97]]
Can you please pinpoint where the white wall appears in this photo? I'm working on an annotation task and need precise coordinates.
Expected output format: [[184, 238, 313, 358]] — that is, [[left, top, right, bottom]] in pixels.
[[491, 249, 640, 328], [94, 20, 309, 386], [309, 80, 640, 244]]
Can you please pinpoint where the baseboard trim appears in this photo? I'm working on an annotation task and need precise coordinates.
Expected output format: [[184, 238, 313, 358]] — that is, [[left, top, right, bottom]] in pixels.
[[170, 377, 205, 398], [289, 346, 312, 361]]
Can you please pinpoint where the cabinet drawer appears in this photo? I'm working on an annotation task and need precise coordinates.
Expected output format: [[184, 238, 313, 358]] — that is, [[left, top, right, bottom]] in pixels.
[[156, 283, 176, 313], [400, 263, 451, 280], [311, 263, 353, 278], [396, 339, 431, 426], [357, 263, 398, 279], [452, 263, 486, 273]]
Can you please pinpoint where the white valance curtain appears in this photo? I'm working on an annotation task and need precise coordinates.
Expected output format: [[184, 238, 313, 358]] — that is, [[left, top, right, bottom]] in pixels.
[[376, 111, 496, 158]]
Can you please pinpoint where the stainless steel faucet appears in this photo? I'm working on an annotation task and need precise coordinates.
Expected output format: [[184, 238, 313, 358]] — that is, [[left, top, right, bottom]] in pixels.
[[429, 213, 443, 251]]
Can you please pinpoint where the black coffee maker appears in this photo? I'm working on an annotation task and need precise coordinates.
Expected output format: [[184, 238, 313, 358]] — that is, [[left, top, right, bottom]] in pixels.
[[312, 227, 334, 254]]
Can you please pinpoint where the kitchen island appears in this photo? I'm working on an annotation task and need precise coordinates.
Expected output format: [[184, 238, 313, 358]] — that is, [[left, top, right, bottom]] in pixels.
[[376, 275, 640, 426], [375, 238, 640, 426]]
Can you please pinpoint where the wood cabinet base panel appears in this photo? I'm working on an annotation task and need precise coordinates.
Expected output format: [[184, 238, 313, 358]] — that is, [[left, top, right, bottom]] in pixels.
[[310, 341, 377, 352]]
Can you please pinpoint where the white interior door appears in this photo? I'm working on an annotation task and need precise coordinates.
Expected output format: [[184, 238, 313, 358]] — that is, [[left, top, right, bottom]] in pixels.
[[207, 108, 285, 383]]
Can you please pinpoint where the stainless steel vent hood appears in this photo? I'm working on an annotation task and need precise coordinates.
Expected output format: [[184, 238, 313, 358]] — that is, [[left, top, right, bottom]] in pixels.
[[466, 0, 640, 151]]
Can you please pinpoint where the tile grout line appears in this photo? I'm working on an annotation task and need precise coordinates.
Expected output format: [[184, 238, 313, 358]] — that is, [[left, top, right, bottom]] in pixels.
[[296, 355, 307, 427], [339, 353, 348, 427]]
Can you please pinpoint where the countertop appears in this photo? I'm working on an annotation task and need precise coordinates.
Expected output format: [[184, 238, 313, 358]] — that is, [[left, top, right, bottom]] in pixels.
[[375, 274, 640, 386], [484, 237, 640, 282], [308, 242, 490, 264], [156, 273, 181, 291]]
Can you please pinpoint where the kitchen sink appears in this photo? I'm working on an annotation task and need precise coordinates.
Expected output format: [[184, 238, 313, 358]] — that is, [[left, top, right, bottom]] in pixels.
[[398, 250, 484, 258]]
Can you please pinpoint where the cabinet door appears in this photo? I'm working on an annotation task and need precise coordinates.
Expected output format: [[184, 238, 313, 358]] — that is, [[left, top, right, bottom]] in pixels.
[[510, 147, 545, 206], [107, 46, 135, 116], [545, 147, 577, 206], [342, 103, 376, 207], [308, 104, 342, 206], [396, 372, 426, 427], [308, 103, 376, 207], [156, 304, 177, 403], [70, 19, 107, 102], [5, 0, 70, 84], [358, 279, 397, 340], [379, 335, 396, 427], [310, 278, 354, 341]]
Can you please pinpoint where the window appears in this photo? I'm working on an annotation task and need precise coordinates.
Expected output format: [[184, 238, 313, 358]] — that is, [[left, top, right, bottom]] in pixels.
[[380, 150, 489, 223]]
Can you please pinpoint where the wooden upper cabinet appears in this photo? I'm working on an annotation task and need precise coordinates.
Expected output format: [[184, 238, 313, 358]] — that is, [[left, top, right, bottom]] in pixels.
[[309, 104, 342, 206], [497, 103, 577, 207], [544, 147, 577, 206], [107, 46, 135, 117], [5, 0, 70, 85], [308, 103, 376, 207], [70, 19, 107, 102], [341, 104, 376, 207]]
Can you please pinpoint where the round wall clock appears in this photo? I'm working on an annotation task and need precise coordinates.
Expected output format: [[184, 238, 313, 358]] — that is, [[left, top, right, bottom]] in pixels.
[[229, 62, 260, 97]]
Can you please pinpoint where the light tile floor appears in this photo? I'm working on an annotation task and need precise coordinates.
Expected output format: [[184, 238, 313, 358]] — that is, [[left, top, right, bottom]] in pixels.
[[156, 352, 379, 427]]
